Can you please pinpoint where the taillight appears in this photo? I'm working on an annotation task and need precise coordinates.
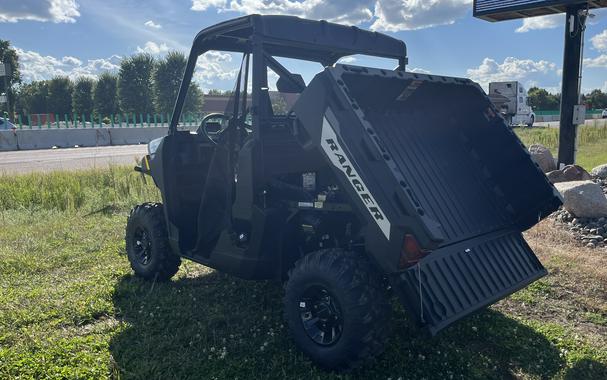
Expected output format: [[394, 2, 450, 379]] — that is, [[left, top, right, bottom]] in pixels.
[[399, 234, 431, 269]]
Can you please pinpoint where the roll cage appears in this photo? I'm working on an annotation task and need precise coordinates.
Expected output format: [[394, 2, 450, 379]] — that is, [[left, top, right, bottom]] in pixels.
[[169, 14, 408, 137]]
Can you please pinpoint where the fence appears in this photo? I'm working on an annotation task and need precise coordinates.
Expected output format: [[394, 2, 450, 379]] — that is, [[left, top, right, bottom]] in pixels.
[[11, 113, 203, 129], [535, 109, 605, 116]]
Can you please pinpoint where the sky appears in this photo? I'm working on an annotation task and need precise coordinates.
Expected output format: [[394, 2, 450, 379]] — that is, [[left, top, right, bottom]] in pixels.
[[1, 0, 607, 93]]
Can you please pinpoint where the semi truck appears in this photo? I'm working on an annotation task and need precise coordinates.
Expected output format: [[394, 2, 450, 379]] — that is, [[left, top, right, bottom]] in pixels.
[[488, 81, 536, 127]]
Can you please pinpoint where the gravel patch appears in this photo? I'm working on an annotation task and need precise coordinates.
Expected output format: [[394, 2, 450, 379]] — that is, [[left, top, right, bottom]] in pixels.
[[551, 176, 607, 249]]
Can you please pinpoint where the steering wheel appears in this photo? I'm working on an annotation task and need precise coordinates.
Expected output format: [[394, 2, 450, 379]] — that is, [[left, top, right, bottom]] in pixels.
[[198, 113, 229, 144]]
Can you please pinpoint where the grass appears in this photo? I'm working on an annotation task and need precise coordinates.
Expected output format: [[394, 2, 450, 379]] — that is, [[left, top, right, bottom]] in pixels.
[[515, 125, 607, 170], [1, 168, 607, 379]]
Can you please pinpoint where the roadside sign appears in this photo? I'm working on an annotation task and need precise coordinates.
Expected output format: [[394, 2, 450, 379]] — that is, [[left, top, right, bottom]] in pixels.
[[474, 0, 607, 21], [0, 94, 7, 104], [573, 104, 586, 125]]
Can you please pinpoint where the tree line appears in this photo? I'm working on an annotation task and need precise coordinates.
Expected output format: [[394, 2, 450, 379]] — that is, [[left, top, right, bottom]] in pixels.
[[13, 52, 204, 120], [1, 40, 204, 120], [527, 87, 607, 111], [4, 39, 607, 119]]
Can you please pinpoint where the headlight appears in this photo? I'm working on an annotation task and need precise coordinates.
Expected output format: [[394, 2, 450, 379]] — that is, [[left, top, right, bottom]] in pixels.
[[148, 137, 162, 155]]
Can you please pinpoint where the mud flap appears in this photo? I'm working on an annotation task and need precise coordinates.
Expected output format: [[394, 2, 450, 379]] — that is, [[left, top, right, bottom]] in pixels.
[[393, 229, 546, 335]]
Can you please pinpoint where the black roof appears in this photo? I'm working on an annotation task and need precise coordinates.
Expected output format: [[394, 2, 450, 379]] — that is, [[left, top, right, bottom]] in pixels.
[[192, 14, 407, 66]]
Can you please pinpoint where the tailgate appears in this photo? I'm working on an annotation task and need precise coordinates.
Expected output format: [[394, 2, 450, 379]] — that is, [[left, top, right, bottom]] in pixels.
[[393, 229, 546, 335]]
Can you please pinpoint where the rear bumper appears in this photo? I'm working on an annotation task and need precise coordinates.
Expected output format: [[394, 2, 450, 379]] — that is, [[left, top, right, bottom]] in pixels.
[[392, 229, 546, 335]]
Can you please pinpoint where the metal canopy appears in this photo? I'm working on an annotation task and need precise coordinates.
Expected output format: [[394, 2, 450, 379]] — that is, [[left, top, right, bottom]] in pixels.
[[474, 0, 607, 21], [192, 14, 408, 66]]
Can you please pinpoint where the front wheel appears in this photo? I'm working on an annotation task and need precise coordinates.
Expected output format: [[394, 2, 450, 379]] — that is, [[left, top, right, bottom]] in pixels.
[[125, 203, 181, 281], [283, 249, 391, 371]]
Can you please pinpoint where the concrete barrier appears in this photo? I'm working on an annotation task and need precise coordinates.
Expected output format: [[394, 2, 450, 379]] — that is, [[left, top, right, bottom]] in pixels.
[[0, 130, 18, 151], [109, 127, 168, 145], [16, 129, 69, 150], [64, 128, 111, 147], [0, 127, 169, 151]]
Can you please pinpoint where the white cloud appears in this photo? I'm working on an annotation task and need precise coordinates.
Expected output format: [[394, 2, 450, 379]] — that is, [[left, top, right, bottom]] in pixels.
[[467, 57, 559, 90], [191, 0, 471, 31], [584, 54, 607, 68], [62, 56, 82, 66], [371, 0, 471, 31], [591, 29, 607, 52], [191, 0, 228, 11], [193, 51, 238, 86], [338, 56, 357, 63], [144, 20, 162, 29], [136, 41, 170, 55], [515, 14, 562, 33], [410, 67, 431, 74], [16, 48, 121, 82], [0, 0, 80, 23]]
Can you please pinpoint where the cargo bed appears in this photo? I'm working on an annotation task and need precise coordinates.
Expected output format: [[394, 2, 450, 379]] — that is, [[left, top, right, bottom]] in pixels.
[[293, 65, 562, 332]]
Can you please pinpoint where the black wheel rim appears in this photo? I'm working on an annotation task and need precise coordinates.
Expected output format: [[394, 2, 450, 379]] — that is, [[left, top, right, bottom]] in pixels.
[[299, 285, 343, 346], [133, 226, 152, 265]]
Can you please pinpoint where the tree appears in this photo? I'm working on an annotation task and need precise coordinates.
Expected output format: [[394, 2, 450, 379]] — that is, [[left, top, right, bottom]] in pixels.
[[118, 54, 155, 115], [0, 39, 21, 116], [584, 89, 607, 110], [14, 81, 48, 116], [47, 77, 72, 116], [184, 84, 204, 114], [72, 77, 95, 117], [153, 51, 204, 115], [93, 72, 119, 116], [153, 51, 185, 115], [206, 89, 233, 96], [527, 87, 560, 111]]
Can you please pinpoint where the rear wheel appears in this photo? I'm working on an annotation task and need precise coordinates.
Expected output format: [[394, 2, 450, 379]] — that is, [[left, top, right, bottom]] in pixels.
[[283, 249, 391, 371], [125, 203, 180, 281]]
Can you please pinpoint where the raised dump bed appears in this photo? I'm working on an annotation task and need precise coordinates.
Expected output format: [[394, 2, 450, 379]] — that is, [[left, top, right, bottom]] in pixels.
[[293, 64, 562, 333]]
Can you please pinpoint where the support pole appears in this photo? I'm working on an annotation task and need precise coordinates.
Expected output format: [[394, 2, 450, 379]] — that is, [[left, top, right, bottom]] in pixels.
[[558, 5, 586, 167]]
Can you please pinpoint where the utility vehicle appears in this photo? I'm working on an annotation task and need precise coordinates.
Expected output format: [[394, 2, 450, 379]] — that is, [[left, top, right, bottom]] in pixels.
[[126, 15, 562, 370]]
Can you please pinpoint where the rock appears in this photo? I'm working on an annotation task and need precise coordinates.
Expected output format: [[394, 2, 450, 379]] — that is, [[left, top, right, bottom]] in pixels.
[[529, 144, 556, 173], [554, 180, 607, 218], [587, 243, 596, 249], [562, 165, 592, 182], [591, 164, 607, 179], [546, 165, 591, 183], [546, 170, 567, 184]]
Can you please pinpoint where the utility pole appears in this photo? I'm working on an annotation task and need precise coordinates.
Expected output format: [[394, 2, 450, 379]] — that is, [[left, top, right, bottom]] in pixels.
[[557, 5, 588, 167]]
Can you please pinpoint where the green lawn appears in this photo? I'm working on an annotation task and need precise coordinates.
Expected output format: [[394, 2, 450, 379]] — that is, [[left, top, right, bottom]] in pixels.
[[515, 125, 607, 170], [1, 169, 606, 379]]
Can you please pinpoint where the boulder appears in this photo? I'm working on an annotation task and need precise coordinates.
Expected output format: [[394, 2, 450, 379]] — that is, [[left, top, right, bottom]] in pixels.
[[545, 165, 591, 183], [529, 144, 556, 173], [554, 180, 607, 218], [562, 165, 592, 182], [591, 163, 607, 179], [546, 170, 567, 184]]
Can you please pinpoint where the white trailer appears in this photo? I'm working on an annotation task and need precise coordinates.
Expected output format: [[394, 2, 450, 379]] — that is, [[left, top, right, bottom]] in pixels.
[[488, 81, 535, 127]]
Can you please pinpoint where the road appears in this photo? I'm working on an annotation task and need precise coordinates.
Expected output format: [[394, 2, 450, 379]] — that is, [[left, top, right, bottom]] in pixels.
[[0, 145, 149, 174]]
